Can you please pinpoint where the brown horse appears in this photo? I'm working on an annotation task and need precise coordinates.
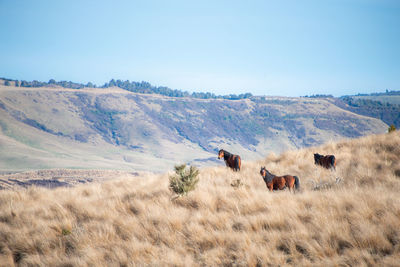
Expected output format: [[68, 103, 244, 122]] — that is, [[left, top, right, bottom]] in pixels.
[[218, 149, 241, 171], [259, 167, 300, 192], [314, 153, 336, 170]]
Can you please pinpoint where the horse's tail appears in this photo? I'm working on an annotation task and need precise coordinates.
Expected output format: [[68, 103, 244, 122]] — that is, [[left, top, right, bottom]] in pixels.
[[294, 176, 300, 190], [330, 155, 336, 170], [234, 156, 241, 171]]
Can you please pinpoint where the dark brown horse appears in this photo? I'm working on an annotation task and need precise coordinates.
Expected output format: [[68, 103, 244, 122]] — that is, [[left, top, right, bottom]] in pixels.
[[314, 153, 336, 170], [259, 167, 300, 192], [218, 149, 241, 171]]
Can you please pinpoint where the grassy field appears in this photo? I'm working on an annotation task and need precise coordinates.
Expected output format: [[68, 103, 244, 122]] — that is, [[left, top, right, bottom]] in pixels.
[[0, 132, 400, 266]]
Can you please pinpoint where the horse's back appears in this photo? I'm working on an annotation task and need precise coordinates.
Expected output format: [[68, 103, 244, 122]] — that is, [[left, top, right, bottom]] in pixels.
[[283, 175, 296, 188], [325, 155, 336, 168], [316, 154, 336, 169], [225, 154, 241, 171]]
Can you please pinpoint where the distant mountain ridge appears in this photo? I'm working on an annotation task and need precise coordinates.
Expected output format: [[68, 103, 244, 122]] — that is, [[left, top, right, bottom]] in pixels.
[[2, 77, 399, 128]]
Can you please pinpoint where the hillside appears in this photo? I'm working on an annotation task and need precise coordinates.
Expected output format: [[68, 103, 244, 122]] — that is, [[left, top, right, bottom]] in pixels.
[[353, 95, 400, 106], [0, 132, 399, 266], [0, 84, 388, 172], [334, 96, 400, 129]]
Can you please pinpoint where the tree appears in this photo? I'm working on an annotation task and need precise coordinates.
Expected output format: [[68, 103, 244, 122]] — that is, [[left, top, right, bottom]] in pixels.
[[109, 79, 116, 87], [86, 82, 94, 88], [169, 164, 199, 197]]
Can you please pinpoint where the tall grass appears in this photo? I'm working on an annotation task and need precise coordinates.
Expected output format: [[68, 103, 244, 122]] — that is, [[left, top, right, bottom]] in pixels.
[[1, 132, 400, 266]]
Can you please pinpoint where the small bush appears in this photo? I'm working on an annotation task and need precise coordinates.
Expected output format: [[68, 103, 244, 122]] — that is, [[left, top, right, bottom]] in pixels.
[[62, 228, 71, 236], [169, 164, 199, 197], [231, 179, 244, 189], [388, 124, 396, 133]]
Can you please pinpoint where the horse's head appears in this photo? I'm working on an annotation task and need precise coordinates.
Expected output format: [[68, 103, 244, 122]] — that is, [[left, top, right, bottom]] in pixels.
[[314, 153, 321, 164], [260, 166, 267, 177], [218, 149, 224, 159]]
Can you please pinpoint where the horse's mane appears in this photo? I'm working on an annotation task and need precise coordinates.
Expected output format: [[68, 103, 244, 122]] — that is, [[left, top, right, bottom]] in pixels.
[[221, 149, 232, 161], [314, 153, 323, 162], [261, 167, 275, 183]]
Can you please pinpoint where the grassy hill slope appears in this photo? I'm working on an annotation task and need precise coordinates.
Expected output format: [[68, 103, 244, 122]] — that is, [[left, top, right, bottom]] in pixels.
[[0, 85, 388, 172], [334, 96, 400, 129], [0, 132, 399, 266], [353, 95, 400, 106]]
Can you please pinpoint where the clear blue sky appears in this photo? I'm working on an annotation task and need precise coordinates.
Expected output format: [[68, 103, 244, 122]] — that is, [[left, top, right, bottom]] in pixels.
[[0, 0, 399, 96]]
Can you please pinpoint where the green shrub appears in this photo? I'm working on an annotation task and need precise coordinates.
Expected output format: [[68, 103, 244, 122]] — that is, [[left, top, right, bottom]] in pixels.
[[169, 164, 199, 197], [388, 124, 396, 133], [62, 228, 71, 236]]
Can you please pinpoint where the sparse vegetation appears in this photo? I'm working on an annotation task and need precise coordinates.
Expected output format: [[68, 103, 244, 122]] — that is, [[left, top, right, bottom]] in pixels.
[[336, 96, 400, 128], [61, 228, 71, 236], [169, 164, 199, 197], [0, 132, 399, 265], [303, 94, 334, 98], [230, 178, 245, 189], [388, 124, 396, 133]]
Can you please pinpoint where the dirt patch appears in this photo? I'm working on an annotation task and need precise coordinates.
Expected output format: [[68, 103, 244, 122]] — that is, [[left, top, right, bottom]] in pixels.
[[0, 169, 139, 190]]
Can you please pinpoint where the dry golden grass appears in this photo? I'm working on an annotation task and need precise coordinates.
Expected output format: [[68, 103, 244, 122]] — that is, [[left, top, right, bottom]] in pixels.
[[1, 132, 400, 266]]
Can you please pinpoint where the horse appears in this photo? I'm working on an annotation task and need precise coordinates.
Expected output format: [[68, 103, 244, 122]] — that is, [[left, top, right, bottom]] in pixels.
[[218, 149, 241, 171], [259, 167, 300, 192], [314, 153, 336, 170]]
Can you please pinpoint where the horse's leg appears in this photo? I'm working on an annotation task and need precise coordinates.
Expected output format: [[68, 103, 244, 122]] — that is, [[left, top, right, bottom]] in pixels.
[[286, 180, 291, 193], [288, 178, 294, 193], [285, 177, 294, 193], [281, 179, 287, 191], [289, 178, 294, 193], [332, 164, 336, 171], [289, 183, 294, 193], [234, 156, 240, 172], [291, 178, 296, 193], [267, 183, 273, 191], [232, 162, 237, 171], [228, 159, 234, 170], [321, 158, 327, 169]]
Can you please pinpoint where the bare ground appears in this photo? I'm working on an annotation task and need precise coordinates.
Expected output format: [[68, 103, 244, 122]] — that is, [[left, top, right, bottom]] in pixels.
[[0, 169, 139, 190]]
